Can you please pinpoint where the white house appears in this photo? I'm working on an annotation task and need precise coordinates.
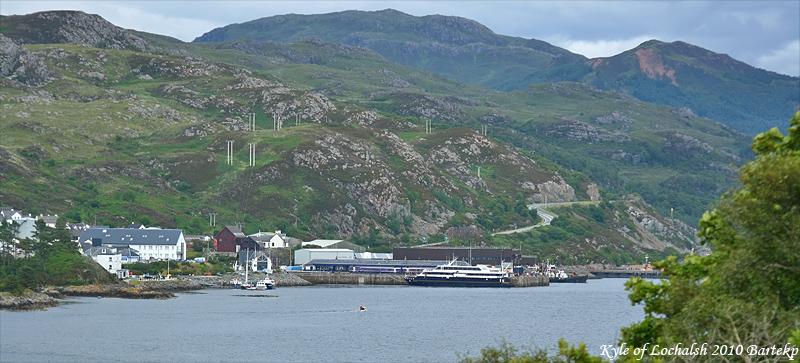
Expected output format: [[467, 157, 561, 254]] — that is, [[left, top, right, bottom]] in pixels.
[[249, 230, 289, 248], [78, 228, 186, 261], [13, 217, 37, 240], [37, 214, 59, 228], [236, 250, 273, 273], [294, 248, 355, 265], [0, 207, 23, 222], [84, 246, 123, 275]]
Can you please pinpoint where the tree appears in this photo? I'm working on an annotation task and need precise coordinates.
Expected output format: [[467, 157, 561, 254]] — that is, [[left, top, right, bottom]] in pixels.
[[51, 218, 76, 253], [621, 112, 800, 360]]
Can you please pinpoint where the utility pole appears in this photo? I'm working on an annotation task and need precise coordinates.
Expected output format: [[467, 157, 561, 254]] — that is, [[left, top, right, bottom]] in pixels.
[[296, 114, 299, 126], [248, 143, 256, 167], [249, 113, 256, 132], [226, 140, 234, 165], [477, 166, 481, 179], [208, 212, 216, 227]]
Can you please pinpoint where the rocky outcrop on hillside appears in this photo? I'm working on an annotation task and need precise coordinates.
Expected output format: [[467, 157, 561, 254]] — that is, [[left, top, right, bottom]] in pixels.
[[523, 178, 576, 203], [0, 34, 53, 86], [392, 93, 466, 122], [661, 131, 713, 155], [2, 11, 150, 51], [545, 119, 630, 143], [617, 197, 697, 251]]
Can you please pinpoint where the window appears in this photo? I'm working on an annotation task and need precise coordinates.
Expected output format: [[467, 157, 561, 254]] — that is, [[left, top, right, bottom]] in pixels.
[[108, 257, 112, 262]]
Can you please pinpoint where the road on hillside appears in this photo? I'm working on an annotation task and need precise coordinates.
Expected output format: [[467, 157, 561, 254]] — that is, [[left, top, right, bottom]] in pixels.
[[491, 200, 601, 236]]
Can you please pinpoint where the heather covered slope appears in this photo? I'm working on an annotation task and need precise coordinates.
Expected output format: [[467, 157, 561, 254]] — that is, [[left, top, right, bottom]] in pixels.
[[193, 9, 799, 135], [193, 9, 591, 88], [0, 11, 755, 262], [585, 40, 800, 134]]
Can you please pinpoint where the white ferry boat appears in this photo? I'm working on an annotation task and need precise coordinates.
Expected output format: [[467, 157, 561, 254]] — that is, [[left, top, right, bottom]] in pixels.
[[405, 259, 512, 287]]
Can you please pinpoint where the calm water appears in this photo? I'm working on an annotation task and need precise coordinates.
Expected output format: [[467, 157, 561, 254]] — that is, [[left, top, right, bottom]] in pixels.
[[0, 279, 641, 362]]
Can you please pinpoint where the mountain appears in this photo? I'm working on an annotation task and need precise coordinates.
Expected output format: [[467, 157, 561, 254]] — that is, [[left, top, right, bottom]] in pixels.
[[193, 9, 591, 89], [194, 9, 799, 134], [0, 11, 753, 263], [0, 11, 150, 51], [585, 40, 800, 134]]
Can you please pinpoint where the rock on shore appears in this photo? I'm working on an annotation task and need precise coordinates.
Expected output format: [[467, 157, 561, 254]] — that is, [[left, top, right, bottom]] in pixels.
[[0, 290, 58, 310]]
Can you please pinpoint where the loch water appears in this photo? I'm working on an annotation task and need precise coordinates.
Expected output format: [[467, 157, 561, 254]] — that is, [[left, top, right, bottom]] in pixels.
[[0, 279, 642, 362]]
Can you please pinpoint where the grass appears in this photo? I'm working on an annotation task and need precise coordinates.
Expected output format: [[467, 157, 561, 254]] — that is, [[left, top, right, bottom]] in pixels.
[[0, 40, 750, 263]]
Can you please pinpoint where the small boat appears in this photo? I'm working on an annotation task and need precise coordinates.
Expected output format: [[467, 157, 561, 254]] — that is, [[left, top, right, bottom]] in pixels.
[[546, 265, 588, 283], [255, 278, 275, 290], [359, 305, 367, 312]]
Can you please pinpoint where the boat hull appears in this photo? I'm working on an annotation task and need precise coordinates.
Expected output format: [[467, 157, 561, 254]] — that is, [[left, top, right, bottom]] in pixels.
[[549, 275, 588, 283], [406, 276, 512, 288]]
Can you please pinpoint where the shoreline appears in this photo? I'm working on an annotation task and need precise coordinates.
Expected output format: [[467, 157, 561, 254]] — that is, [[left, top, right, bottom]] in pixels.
[[1, 271, 556, 310]]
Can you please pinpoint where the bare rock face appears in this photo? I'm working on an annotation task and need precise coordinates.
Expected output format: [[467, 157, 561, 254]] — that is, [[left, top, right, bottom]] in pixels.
[[2, 11, 150, 51], [0, 34, 53, 86], [586, 183, 601, 201], [593, 111, 633, 129], [624, 202, 697, 251], [661, 131, 713, 155], [523, 177, 576, 203], [545, 118, 630, 143], [392, 93, 466, 122]]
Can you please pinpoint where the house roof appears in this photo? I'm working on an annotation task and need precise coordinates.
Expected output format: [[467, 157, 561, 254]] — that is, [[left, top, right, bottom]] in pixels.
[[78, 228, 183, 247], [84, 246, 120, 257], [302, 239, 344, 248], [223, 225, 244, 235], [38, 214, 58, 224], [237, 250, 270, 264], [299, 248, 354, 252], [0, 207, 20, 217], [249, 231, 287, 242]]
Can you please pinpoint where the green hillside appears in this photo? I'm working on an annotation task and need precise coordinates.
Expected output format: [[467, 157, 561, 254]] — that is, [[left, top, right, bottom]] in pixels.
[[0, 10, 758, 263], [192, 9, 799, 135]]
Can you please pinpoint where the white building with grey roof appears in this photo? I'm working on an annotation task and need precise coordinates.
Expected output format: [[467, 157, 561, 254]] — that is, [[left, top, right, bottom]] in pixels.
[[78, 228, 186, 261]]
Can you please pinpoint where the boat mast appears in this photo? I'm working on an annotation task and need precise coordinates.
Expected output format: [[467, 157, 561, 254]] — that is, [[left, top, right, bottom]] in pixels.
[[244, 248, 249, 284]]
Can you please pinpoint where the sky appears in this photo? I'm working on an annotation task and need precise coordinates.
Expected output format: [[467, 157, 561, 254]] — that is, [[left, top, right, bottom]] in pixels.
[[2, 1, 799, 76]]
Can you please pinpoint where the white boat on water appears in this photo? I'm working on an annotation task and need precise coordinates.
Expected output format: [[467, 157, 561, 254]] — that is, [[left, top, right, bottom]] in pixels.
[[405, 259, 512, 287], [255, 277, 275, 290]]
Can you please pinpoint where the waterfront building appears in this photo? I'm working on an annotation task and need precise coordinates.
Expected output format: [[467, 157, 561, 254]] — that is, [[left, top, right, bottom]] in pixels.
[[355, 252, 393, 259], [294, 248, 356, 265], [303, 258, 449, 273], [78, 228, 186, 261], [214, 225, 260, 253], [236, 250, 273, 273], [84, 246, 123, 274], [249, 230, 289, 248], [393, 246, 521, 265]]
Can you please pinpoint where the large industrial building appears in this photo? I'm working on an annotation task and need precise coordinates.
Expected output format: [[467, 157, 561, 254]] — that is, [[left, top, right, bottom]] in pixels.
[[303, 259, 449, 273], [294, 248, 356, 265], [392, 246, 521, 265]]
